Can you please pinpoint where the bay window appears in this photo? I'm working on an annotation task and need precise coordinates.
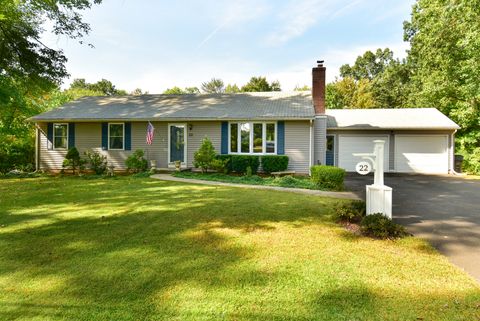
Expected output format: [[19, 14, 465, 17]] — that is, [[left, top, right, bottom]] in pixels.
[[229, 122, 276, 154]]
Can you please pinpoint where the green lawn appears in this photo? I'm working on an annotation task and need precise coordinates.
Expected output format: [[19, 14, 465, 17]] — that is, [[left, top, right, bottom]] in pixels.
[[0, 177, 479, 321]]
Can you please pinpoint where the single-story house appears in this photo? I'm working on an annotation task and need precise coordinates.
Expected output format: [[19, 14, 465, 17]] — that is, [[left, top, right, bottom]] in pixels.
[[29, 62, 460, 174]]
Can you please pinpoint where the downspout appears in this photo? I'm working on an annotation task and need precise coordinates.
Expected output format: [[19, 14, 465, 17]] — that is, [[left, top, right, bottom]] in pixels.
[[34, 123, 40, 172], [309, 119, 313, 175], [451, 129, 459, 175]]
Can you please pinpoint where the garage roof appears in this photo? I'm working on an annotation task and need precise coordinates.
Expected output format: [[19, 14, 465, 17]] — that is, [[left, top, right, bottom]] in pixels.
[[29, 91, 315, 122], [326, 108, 460, 130]]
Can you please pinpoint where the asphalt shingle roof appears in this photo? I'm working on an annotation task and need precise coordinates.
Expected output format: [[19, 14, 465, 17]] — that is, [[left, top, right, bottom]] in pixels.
[[29, 91, 315, 121], [326, 108, 460, 130]]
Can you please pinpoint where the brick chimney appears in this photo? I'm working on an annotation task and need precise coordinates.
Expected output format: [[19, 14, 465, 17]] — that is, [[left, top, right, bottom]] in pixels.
[[312, 60, 326, 115]]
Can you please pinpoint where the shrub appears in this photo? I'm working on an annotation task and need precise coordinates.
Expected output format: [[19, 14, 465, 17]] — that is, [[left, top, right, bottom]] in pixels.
[[84, 150, 107, 175], [333, 201, 366, 222], [274, 175, 299, 188], [360, 213, 408, 239], [215, 155, 232, 173], [125, 149, 148, 173], [62, 147, 86, 175], [261, 155, 289, 173], [461, 148, 480, 175], [210, 158, 229, 173], [230, 155, 260, 174], [0, 135, 35, 174], [310, 165, 345, 190], [193, 137, 217, 173]]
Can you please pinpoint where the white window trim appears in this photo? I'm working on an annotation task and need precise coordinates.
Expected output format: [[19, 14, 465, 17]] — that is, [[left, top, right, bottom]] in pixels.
[[168, 123, 188, 166], [228, 121, 277, 155], [108, 123, 125, 151], [53, 123, 69, 150]]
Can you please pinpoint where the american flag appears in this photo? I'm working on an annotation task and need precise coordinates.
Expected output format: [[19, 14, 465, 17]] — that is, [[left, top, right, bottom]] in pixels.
[[146, 122, 155, 145]]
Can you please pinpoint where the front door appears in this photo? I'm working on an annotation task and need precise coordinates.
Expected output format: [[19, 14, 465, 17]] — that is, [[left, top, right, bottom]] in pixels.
[[169, 124, 186, 164], [326, 135, 335, 166]]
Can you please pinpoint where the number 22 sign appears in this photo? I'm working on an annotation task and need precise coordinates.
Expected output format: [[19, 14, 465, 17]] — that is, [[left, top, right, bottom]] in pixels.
[[355, 161, 371, 175]]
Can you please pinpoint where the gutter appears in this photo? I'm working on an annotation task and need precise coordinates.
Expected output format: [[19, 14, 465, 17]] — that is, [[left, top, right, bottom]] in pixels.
[[27, 117, 316, 123]]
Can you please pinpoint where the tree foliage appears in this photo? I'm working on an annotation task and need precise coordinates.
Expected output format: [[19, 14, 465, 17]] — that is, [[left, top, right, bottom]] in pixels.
[[70, 78, 127, 95], [225, 84, 241, 93], [404, 0, 480, 161], [201, 78, 225, 93], [163, 86, 200, 95], [326, 77, 377, 109], [340, 48, 395, 81], [241, 77, 281, 92], [0, 0, 101, 172]]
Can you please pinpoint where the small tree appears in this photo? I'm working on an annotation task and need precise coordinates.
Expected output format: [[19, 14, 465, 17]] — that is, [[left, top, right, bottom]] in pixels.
[[193, 137, 217, 173], [84, 150, 107, 175], [125, 150, 148, 173], [62, 147, 86, 175]]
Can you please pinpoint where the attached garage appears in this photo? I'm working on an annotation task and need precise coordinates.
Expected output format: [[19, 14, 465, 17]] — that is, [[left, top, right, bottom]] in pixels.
[[325, 108, 460, 174], [338, 135, 389, 172], [394, 135, 449, 174]]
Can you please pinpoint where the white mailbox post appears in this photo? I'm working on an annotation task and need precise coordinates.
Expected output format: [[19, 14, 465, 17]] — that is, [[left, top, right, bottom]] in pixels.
[[353, 140, 393, 219]]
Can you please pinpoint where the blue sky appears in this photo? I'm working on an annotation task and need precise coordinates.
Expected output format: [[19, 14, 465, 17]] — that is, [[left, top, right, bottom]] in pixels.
[[43, 0, 415, 93]]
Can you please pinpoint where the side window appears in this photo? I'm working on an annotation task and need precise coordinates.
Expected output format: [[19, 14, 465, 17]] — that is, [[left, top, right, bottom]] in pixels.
[[53, 124, 68, 149], [109, 123, 124, 150]]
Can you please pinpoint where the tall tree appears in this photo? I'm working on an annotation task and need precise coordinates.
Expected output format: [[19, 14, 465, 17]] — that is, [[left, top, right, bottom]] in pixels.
[[241, 77, 281, 92], [163, 86, 199, 95], [404, 0, 480, 171], [130, 88, 148, 95], [201, 78, 225, 93], [0, 0, 101, 136], [326, 77, 378, 109], [69, 78, 127, 96], [225, 84, 241, 93], [340, 48, 395, 81]]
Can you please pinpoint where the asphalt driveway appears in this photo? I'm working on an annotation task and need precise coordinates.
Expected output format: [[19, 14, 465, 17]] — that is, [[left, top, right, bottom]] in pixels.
[[345, 174, 480, 281]]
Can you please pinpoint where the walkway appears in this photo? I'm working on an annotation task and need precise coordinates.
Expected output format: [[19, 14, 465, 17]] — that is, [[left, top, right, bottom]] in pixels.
[[151, 174, 360, 200]]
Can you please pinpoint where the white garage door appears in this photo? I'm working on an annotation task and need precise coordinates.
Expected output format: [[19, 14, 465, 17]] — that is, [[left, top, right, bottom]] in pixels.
[[338, 135, 389, 172], [395, 135, 449, 174]]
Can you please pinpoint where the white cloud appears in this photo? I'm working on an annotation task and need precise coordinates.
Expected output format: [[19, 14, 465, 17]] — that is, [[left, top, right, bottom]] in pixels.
[[196, 0, 268, 49], [266, 0, 365, 46]]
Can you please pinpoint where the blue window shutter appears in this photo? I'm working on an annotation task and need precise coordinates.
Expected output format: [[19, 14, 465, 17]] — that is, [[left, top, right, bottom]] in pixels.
[[47, 123, 53, 150], [277, 121, 285, 155], [101, 123, 108, 150], [68, 123, 75, 149], [125, 122, 131, 150], [221, 122, 228, 154]]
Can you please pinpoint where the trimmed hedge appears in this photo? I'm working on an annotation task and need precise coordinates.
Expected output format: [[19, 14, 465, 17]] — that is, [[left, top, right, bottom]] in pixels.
[[215, 155, 289, 174], [310, 165, 345, 191], [231, 155, 260, 174], [261, 155, 289, 173]]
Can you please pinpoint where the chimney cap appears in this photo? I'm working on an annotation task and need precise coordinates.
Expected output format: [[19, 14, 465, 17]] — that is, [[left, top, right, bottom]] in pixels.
[[316, 60, 324, 67]]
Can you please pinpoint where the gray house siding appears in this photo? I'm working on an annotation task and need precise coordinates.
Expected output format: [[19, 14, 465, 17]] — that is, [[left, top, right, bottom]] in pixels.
[[186, 122, 221, 168], [326, 129, 456, 172], [313, 116, 327, 166], [39, 120, 312, 173], [284, 120, 311, 174]]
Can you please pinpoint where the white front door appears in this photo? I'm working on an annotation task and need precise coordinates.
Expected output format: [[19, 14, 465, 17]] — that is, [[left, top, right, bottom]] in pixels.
[[168, 124, 187, 165]]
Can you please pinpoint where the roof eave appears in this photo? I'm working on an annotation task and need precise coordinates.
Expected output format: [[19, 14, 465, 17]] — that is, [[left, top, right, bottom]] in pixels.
[[327, 126, 460, 130], [29, 116, 315, 122]]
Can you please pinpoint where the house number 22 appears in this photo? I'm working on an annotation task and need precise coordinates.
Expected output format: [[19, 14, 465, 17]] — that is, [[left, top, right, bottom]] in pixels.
[[355, 161, 371, 175]]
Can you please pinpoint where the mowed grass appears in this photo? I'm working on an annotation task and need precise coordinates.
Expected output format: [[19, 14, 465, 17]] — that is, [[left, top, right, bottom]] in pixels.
[[0, 177, 479, 321]]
